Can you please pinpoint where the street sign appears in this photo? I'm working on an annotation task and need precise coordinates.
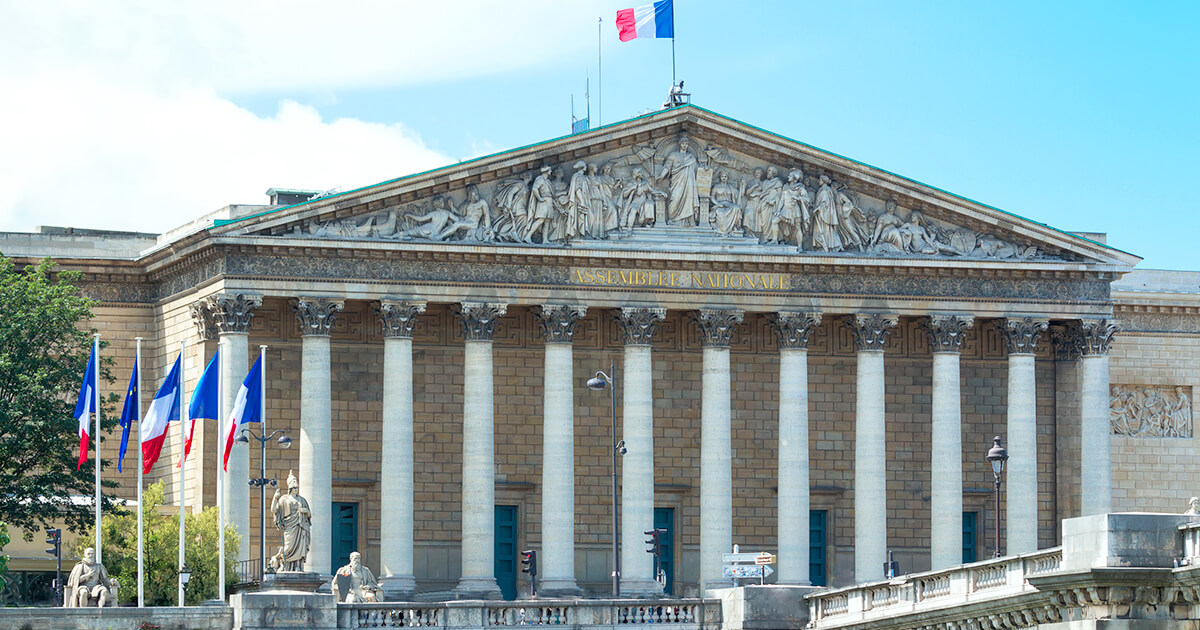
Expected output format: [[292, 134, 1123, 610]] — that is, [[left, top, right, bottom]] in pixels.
[[723, 552, 765, 563], [755, 554, 776, 565], [723, 564, 774, 579]]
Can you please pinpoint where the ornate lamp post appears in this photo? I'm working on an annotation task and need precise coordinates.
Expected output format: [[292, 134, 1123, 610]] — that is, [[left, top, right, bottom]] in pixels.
[[237, 428, 292, 579], [587, 364, 625, 597], [986, 436, 1009, 558]]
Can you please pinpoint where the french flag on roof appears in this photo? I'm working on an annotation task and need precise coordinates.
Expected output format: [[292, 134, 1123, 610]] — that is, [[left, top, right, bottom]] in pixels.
[[616, 0, 674, 42]]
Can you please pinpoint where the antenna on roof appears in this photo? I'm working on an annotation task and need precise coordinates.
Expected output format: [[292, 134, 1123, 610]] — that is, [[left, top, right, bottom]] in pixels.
[[571, 76, 591, 134]]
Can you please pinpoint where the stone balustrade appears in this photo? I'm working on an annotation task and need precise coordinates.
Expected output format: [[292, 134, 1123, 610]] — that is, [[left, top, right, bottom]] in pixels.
[[338, 598, 721, 630]]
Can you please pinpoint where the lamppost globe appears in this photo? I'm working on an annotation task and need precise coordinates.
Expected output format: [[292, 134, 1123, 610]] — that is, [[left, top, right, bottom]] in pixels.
[[587, 373, 608, 390], [278, 434, 292, 448]]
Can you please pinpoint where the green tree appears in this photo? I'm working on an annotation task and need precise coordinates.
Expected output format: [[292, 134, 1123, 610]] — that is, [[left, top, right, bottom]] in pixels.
[[0, 521, 10, 587], [0, 256, 120, 534], [75, 482, 239, 606]]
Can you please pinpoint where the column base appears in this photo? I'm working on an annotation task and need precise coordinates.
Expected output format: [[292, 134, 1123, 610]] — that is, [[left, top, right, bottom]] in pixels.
[[619, 578, 664, 598], [703, 578, 735, 593], [455, 577, 503, 600], [379, 574, 418, 601], [538, 578, 583, 598]]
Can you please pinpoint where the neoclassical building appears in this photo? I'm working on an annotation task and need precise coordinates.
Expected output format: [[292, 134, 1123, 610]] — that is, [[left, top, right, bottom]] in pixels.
[[4, 105, 1196, 598]]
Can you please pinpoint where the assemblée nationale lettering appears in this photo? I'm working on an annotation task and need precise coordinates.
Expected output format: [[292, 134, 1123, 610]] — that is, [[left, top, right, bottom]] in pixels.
[[572, 268, 790, 291]]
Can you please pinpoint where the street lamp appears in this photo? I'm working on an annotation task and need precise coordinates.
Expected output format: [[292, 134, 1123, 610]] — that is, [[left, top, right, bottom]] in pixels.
[[986, 436, 1009, 558], [587, 363, 623, 597], [237, 428, 292, 580], [178, 564, 192, 600]]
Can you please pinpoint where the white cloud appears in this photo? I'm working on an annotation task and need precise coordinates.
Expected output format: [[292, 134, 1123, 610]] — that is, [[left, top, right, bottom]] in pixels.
[[0, 0, 611, 233]]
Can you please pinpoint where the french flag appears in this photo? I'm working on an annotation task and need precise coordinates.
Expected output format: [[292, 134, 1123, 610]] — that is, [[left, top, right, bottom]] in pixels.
[[181, 351, 219, 466], [616, 0, 674, 42], [141, 354, 182, 473], [72, 343, 99, 471], [223, 356, 263, 471]]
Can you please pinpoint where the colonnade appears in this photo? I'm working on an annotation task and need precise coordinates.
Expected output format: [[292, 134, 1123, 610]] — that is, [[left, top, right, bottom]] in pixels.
[[198, 294, 1118, 595]]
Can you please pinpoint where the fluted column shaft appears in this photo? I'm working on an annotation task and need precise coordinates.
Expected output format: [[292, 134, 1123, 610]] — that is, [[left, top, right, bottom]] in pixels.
[[535, 305, 586, 597], [294, 297, 343, 576], [925, 315, 972, 571], [1077, 320, 1117, 516], [1003, 318, 1047, 555], [768, 312, 821, 585], [616, 307, 665, 597], [455, 302, 506, 599], [694, 309, 742, 592], [848, 314, 897, 583], [378, 300, 425, 598]]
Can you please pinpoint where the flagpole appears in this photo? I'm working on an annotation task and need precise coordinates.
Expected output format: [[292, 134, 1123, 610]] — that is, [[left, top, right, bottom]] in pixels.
[[671, 37, 676, 88], [135, 337, 144, 607], [93, 333, 101, 565], [259, 344, 267, 576], [597, 16, 603, 126], [178, 339, 187, 607], [217, 340, 226, 602]]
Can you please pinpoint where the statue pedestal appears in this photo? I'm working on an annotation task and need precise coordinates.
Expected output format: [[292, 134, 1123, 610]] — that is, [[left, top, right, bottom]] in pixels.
[[379, 574, 417, 600], [262, 571, 327, 593], [232, 590, 336, 630]]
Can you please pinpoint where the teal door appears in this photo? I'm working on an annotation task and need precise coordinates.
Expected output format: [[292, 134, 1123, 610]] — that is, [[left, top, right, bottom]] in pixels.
[[962, 512, 978, 563], [810, 510, 827, 586], [495, 505, 518, 600], [332, 502, 358, 571], [653, 507, 674, 594]]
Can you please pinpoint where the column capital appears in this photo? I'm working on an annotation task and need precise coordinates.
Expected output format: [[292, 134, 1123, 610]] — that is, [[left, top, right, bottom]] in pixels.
[[454, 302, 508, 341], [534, 304, 587, 344], [1001, 317, 1049, 355], [1075, 318, 1120, 357], [292, 297, 344, 336], [846, 313, 899, 352], [691, 309, 744, 348], [189, 298, 218, 341], [766, 311, 822, 350], [614, 307, 666, 346], [210, 293, 264, 335], [921, 315, 974, 353], [377, 300, 427, 339]]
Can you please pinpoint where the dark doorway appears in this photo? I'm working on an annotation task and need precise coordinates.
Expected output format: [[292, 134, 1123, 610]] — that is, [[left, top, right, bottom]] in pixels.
[[331, 502, 358, 571], [495, 505, 519, 600], [653, 507, 675, 594]]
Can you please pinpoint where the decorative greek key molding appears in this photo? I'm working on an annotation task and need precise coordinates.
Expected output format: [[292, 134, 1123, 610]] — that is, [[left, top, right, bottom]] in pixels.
[[533, 304, 587, 344], [766, 311, 822, 350], [846, 313, 899, 352], [691, 309, 744, 348], [453, 302, 508, 341], [614, 307, 666, 346], [921, 315, 974, 353], [1076, 319, 1119, 356], [1111, 384, 1192, 438], [189, 299, 217, 341], [377, 300, 427, 339], [292, 297, 344, 336], [1002, 317, 1049, 355]]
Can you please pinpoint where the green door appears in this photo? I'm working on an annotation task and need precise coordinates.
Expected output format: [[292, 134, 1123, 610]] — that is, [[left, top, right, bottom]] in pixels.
[[495, 505, 518, 600], [332, 502, 358, 572], [962, 512, 978, 563], [810, 510, 827, 587], [653, 507, 674, 594]]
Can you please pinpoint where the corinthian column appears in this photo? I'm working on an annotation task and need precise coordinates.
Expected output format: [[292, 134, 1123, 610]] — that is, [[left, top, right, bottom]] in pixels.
[[207, 294, 261, 562], [922, 315, 973, 570], [767, 311, 821, 585], [1076, 319, 1118, 516], [377, 300, 426, 598], [614, 307, 666, 597], [453, 302, 507, 600], [847, 313, 898, 583], [293, 297, 343, 575], [533, 304, 587, 597], [692, 309, 743, 592], [1002, 317, 1047, 555]]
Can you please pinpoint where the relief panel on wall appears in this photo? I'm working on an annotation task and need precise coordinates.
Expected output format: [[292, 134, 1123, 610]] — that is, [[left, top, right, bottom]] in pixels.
[[1110, 385, 1192, 438]]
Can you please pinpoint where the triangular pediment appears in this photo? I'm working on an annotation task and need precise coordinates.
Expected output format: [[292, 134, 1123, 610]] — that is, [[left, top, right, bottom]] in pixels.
[[214, 106, 1139, 269]]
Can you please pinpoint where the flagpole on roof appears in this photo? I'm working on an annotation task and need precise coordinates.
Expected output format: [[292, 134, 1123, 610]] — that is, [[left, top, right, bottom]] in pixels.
[[93, 333, 102, 565], [597, 16, 603, 126], [217, 339, 226, 602], [135, 337, 144, 607], [178, 339, 187, 607]]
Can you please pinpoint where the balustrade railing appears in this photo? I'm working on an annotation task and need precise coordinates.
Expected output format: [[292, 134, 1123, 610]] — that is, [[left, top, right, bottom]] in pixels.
[[339, 598, 719, 630]]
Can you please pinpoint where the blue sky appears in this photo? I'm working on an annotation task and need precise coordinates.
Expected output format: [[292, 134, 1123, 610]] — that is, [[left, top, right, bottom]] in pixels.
[[2, 1, 1197, 269]]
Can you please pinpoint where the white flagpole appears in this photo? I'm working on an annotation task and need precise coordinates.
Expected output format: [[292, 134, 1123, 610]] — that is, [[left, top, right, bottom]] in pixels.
[[135, 337, 144, 607], [217, 340, 226, 602], [93, 333, 101, 564], [259, 345, 267, 576], [178, 340, 187, 607]]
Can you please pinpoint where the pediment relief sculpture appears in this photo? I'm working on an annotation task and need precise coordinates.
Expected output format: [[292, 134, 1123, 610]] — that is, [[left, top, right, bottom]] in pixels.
[[268, 135, 1054, 261]]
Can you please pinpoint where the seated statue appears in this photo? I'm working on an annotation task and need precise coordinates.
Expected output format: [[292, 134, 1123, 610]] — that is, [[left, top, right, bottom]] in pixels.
[[332, 551, 382, 603], [65, 547, 118, 607]]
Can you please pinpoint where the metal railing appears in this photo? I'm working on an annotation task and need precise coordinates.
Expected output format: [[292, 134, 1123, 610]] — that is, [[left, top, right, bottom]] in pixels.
[[234, 558, 263, 585]]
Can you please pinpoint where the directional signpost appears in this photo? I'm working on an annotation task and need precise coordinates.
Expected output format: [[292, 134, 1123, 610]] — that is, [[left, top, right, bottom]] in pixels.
[[722, 546, 776, 585]]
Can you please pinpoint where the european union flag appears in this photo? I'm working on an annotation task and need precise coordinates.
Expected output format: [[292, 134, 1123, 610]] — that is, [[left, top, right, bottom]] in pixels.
[[117, 359, 138, 472]]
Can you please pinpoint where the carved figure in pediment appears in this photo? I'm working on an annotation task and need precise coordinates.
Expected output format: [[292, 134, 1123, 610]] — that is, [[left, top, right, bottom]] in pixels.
[[620, 167, 665, 230], [393, 196, 465, 242], [778, 169, 812, 246], [656, 136, 700, 226], [436, 185, 492, 241], [493, 176, 532, 242], [835, 190, 870, 251], [525, 166, 566, 244], [566, 161, 592, 239], [593, 163, 621, 236], [812, 175, 843, 252], [871, 200, 904, 249], [741, 168, 766, 237], [756, 167, 789, 244], [709, 169, 745, 236]]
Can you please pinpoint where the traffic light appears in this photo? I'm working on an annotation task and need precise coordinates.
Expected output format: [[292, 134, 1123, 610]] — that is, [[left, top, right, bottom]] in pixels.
[[45, 528, 61, 557], [645, 528, 666, 559], [521, 549, 537, 577]]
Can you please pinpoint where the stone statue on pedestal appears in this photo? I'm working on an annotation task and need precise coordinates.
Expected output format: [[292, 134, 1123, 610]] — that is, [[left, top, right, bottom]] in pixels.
[[271, 470, 312, 572], [65, 547, 117, 607], [332, 551, 382, 602]]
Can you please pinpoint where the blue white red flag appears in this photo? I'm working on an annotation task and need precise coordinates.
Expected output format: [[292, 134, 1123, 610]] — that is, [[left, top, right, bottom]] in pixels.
[[141, 354, 182, 473], [616, 0, 674, 42], [72, 343, 99, 471], [223, 356, 263, 471], [182, 351, 219, 465]]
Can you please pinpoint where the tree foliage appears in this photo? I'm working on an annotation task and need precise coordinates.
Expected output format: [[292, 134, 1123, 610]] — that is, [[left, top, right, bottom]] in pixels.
[[0, 256, 120, 534], [75, 482, 239, 606], [0, 521, 9, 587]]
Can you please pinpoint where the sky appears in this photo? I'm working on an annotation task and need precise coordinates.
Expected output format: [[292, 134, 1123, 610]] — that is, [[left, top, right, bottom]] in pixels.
[[1, 1, 1197, 270]]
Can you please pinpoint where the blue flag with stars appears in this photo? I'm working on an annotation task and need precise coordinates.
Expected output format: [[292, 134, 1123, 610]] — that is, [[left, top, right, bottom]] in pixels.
[[117, 359, 138, 472]]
